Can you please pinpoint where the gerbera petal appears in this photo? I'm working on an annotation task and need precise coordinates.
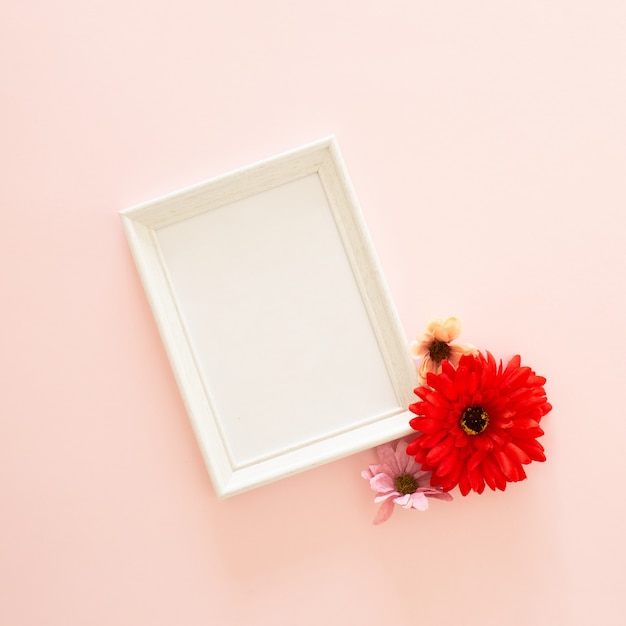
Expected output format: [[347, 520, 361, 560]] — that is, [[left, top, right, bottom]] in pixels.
[[467, 449, 487, 471], [504, 354, 521, 372], [502, 365, 532, 391], [413, 386, 432, 401], [538, 401, 552, 418], [425, 435, 455, 465], [494, 450, 522, 481], [411, 405, 430, 422], [482, 455, 506, 491], [441, 359, 457, 377], [426, 392, 453, 409], [416, 430, 449, 448], [514, 438, 546, 462], [458, 474, 471, 496], [412, 418, 443, 434], [516, 394, 549, 411], [433, 447, 461, 478], [468, 467, 485, 493], [466, 370, 480, 395], [485, 351, 497, 374], [505, 442, 531, 465], [454, 430, 471, 447], [510, 417, 541, 430], [473, 436, 494, 451], [405, 437, 422, 457], [429, 372, 459, 401], [480, 458, 497, 490], [454, 363, 470, 392]]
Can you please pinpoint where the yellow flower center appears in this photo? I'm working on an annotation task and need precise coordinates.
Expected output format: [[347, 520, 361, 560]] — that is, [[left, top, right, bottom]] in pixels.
[[394, 474, 418, 495], [460, 406, 489, 435], [429, 340, 451, 363]]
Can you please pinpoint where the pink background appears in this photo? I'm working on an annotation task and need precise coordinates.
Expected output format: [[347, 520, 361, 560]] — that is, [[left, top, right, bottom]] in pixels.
[[2, 2, 625, 625]]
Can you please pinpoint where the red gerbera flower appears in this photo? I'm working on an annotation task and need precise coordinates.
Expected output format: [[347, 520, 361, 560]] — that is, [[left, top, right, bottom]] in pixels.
[[406, 352, 552, 496]]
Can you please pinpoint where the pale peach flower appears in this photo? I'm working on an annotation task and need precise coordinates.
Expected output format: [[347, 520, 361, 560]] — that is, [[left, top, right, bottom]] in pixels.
[[410, 317, 477, 385]]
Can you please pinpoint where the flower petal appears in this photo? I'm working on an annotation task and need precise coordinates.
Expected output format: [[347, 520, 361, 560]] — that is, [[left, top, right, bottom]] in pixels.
[[370, 472, 395, 493], [432, 317, 462, 342], [514, 438, 546, 462], [418, 356, 441, 382], [374, 491, 398, 503], [424, 490, 454, 502], [373, 499, 395, 525], [448, 344, 478, 368], [467, 449, 487, 471], [376, 443, 402, 476], [433, 446, 461, 478], [425, 435, 455, 465], [408, 491, 429, 511], [412, 418, 443, 434], [410, 340, 429, 359], [494, 450, 522, 481], [473, 436, 494, 451], [361, 469, 374, 480], [505, 442, 531, 465], [394, 493, 412, 507]]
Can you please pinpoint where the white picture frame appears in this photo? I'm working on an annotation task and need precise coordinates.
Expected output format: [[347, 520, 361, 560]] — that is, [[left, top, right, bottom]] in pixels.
[[120, 137, 416, 498]]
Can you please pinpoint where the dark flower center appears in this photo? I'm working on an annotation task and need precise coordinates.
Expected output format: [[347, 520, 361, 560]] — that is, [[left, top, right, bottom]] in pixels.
[[429, 340, 451, 363], [394, 474, 418, 495], [460, 406, 489, 435]]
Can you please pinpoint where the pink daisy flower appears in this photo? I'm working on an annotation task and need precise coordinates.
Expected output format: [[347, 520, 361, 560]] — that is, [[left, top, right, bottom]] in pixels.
[[410, 317, 477, 385], [361, 438, 452, 524]]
